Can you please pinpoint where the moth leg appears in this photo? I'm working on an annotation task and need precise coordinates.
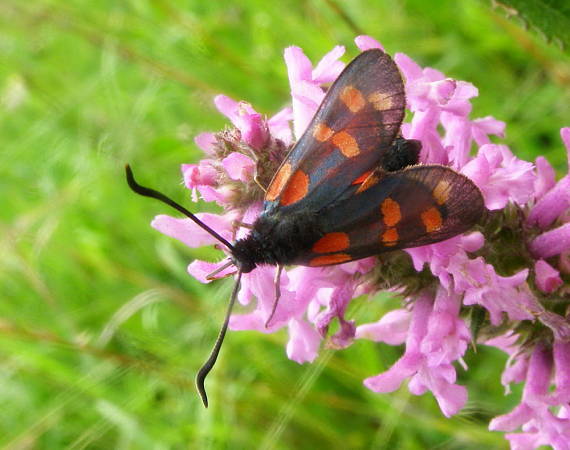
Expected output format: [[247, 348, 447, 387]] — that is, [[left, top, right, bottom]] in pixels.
[[233, 220, 254, 229], [265, 265, 284, 328], [254, 174, 267, 193], [205, 259, 236, 281]]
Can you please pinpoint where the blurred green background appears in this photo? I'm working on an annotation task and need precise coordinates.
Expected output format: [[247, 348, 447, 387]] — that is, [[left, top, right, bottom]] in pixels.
[[1, 0, 569, 448]]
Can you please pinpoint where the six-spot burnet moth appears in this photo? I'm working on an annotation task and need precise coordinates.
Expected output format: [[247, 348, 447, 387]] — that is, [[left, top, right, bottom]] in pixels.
[[126, 48, 485, 407]]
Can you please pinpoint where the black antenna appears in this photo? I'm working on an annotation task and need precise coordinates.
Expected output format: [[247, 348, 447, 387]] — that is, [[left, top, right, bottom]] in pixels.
[[125, 165, 235, 252], [126, 164, 243, 408], [196, 270, 242, 407]]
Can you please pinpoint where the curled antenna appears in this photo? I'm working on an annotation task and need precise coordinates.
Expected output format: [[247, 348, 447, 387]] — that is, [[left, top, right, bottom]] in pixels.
[[196, 270, 243, 407], [125, 165, 235, 252], [126, 164, 242, 408]]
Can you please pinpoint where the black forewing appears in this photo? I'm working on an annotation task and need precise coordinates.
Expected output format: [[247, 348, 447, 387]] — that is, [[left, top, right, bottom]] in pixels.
[[264, 49, 406, 214]]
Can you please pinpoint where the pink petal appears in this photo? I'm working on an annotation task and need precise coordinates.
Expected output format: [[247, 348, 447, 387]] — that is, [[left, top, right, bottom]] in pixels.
[[527, 176, 570, 229], [530, 223, 570, 258], [562, 127, 570, 167], [284, 46, 312, 82], [286, 318, 321, 363], [394, 52, 423, 82], [151, 213, 234, 248], [354, 35, 384, 51], [194, 132, 217, 155], [221, 152, 255, 182], [214, 94, 239, 119], [355, 309, 411, 345], [268, 107, 293, 145], [311, 45, 345, 84], [188, 260, 235, 283], [471, 116, 506, 146], [432, 379, 468, 418], [534, 259, 563, 293]]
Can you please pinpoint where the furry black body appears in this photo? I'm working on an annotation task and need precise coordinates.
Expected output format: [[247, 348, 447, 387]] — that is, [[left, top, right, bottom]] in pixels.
[[232, 212, 323, 273]]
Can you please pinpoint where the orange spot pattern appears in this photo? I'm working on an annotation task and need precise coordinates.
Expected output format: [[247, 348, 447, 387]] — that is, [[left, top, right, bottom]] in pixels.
[[421, 207, 443, 232], [313, 123, 334, 142], [332, 131, 360, 157], [381, 228, 399, 246], [312, 232, 350, 253], [368, 91, 394, 111], [309, 253, 352, 267], [280, 170, 309, 206], [381, 198, 401, 227], [340, 86, 366, 113], [433, 180, 451, 205], [266, 162, 292, 201]]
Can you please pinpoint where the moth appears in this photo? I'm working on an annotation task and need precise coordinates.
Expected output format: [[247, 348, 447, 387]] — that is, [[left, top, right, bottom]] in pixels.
[[126, 48, 484, 407]]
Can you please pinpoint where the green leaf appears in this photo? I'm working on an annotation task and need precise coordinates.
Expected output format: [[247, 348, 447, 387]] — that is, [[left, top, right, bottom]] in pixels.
[[490, 0, 570, 48]]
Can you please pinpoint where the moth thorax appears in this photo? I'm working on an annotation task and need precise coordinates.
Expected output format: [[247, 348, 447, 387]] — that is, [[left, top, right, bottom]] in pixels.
[[232, 212, 322, 269]]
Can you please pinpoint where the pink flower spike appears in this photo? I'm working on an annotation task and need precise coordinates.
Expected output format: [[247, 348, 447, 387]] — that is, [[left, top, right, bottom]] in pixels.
[[222, 152, 255, 182], [534, 260, 563, 293], [354, 35, 385, 51], [530, 223, 570, 259]]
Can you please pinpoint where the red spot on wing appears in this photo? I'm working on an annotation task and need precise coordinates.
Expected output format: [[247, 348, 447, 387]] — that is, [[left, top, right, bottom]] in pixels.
[[309, 253, 352, 266], [381, 198, 401, 227], [381, 228, 398, 246], [331, 131, 360, 157], [421, 207, 443, 232], [312, 232, 350, 253], [266, 162, 292, 201], [280, 170, 309, 206], [313, 123, 334, 142], [340, 86, 366, 113]]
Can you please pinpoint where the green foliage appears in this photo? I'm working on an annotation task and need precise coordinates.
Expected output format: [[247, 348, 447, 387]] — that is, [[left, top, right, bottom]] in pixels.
[[0, 0, 568, 448], [489, 0, 570, 49]]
